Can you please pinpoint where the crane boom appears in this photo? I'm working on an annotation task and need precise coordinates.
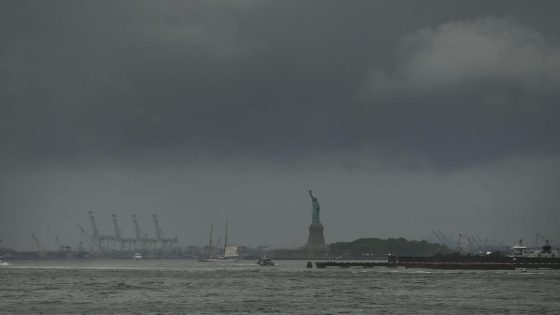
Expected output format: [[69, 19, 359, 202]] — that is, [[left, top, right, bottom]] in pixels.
[[88, 211, 99, 239], [153, 214, 163, 240], [224, 220, 228, 249], [31, 233, 42, 251], [132, 214, 142, 240], [112, 214, 121, 240], [88, 211, 102, 251], [77, 225, 92, 250]]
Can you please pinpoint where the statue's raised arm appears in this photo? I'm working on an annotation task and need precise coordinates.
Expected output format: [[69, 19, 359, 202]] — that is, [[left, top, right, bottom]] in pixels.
[[309, 190, 315, 199]]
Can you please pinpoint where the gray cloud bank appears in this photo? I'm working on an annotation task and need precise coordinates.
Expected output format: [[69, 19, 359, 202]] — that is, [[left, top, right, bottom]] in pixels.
[[1, 1, 560, 249], [1, 2, 559, 170]]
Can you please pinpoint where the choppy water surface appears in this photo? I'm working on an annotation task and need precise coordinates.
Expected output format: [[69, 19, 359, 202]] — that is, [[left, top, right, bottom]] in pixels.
[[1, 259, 559, 314]]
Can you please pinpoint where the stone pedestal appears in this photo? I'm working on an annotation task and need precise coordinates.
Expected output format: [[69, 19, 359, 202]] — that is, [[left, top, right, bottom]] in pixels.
[[270, 223, 327, 259], [305, 224, 326, 251]]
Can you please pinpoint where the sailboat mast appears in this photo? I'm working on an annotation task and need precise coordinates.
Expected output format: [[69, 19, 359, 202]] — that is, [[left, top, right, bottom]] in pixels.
[[209, 224, 214, 258], [224, 220, 228, 254]]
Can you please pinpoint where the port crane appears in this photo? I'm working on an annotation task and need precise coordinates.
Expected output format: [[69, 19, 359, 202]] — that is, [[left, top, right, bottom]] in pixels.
[[75, 212, 179, 257], [89, 211, 102, 252], [535, 233, 551, 248], [152, 214, 178, 249], [77, 225, 93, 251], [131, 214, 149, 250], [112, 214, 124, 251], [31, 233, 46, 256], [31, 233, 42, 251]]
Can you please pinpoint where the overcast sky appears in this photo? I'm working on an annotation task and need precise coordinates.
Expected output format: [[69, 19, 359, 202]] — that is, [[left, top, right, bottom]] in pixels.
[[1, 1, 560, 250]]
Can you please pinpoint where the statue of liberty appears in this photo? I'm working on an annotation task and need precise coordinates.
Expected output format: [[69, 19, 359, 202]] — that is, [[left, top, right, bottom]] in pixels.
[[309, 190, 321, 225]]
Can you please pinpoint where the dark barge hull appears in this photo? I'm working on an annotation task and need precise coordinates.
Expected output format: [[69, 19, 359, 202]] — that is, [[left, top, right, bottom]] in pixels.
[[390, 255, 560, 264], [315, 256, 560, 270]]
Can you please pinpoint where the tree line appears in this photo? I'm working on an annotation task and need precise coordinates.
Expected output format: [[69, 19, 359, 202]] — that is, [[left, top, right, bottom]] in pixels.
[[329, 237, 449, 258]]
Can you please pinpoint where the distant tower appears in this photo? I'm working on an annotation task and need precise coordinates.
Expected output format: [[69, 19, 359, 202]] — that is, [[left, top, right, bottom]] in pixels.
[[305, 190, 326, 253]]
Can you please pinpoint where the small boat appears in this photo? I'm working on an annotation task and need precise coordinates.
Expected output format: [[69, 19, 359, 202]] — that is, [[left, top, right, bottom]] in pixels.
[[257, 256, 275, 266], [133, 252, 143, 260]]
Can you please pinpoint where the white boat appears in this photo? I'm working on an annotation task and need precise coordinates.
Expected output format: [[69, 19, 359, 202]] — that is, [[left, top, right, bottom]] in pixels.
[[511, 239, 560, 258], [133, 252, 143, 260], [511, 239, 528, 257], [257, 256, 275, 266], [200, 221, 240, 262]]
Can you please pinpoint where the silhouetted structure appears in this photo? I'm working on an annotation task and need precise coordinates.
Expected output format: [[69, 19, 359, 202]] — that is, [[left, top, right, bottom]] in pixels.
[[304, 190, 326, 253]]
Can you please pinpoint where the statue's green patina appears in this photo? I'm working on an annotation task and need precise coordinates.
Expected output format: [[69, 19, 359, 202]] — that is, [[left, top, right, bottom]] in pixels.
[[309, 190, 321, 225]]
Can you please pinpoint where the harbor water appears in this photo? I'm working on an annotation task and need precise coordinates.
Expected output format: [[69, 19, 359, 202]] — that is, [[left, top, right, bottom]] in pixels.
[[1, 259, 559, 314]]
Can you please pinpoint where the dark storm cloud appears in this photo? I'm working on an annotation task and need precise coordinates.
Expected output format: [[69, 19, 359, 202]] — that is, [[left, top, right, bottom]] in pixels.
[[363, 17, 560, 169], [2, 1, 559, 171]]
